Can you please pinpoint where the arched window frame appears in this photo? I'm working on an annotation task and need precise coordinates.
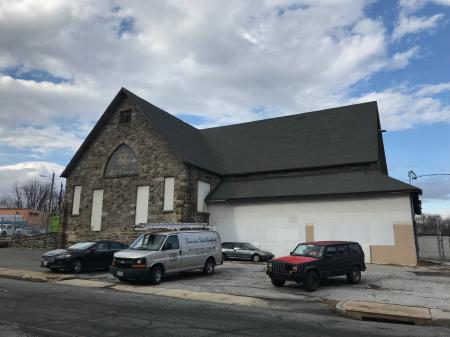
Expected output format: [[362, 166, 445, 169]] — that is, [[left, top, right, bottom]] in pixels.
[[103, 143, 139, 178]]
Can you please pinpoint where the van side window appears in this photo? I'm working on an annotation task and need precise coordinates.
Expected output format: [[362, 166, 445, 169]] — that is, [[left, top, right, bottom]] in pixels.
[[222, 242, 233, 249], [165, 235, 180, 250]]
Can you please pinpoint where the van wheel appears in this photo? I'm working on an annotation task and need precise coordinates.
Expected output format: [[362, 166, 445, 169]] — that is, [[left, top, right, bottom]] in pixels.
[[149, 265, 163, 284], [252, 254, 261, 263], [346, 266, 361, 284], [203, 258, 215, 275], [304, 271, 320, 292], [271, 278, 285, 287], [70, 259, 82, 274]]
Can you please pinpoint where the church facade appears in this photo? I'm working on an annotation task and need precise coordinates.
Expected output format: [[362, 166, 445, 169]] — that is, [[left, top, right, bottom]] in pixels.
[[61, 88, 421, 265]]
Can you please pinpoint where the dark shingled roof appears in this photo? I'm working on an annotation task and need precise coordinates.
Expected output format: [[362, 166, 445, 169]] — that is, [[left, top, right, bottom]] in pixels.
[[207, 170, 419, 202], [62, 88, 383, 177], [200, 102, 380, 175], [124, 89, 220, 173]]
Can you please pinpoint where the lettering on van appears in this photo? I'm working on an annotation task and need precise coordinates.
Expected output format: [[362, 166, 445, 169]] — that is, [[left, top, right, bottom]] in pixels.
[[184, 236, 218, 245], [188, 246, 217, 255]]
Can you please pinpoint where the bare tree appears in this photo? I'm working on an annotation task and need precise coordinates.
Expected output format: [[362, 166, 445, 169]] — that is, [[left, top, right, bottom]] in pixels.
[[0, 196, 13, 208], [21, 180, 52, 210], [0, 179, 63, 212], [416, 213, 450, 236], [10, 182, 24, 208]]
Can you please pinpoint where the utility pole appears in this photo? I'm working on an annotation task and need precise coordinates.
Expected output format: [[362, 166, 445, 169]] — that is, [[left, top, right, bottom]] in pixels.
[[49, 172, 55, 214], [58, 181, 63, 214]]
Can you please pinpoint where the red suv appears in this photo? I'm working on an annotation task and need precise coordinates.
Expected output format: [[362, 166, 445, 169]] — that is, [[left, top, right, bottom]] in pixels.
[[266, 241, 366, 292]]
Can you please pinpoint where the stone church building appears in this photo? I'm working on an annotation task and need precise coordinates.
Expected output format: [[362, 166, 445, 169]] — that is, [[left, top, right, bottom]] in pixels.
[[61, 88, 422, 265]]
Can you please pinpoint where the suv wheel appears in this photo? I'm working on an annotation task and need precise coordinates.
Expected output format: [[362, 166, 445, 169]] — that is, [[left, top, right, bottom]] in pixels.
[[271, 278, 286, 287], [252, 254, 261, 263], [203, 258, 215, 276], [222, 253, 228, 261], [70, 259, 82, 274], [346, 266, 361, 284], [149, 265, 163, 285], [304, 271, 320, 292]]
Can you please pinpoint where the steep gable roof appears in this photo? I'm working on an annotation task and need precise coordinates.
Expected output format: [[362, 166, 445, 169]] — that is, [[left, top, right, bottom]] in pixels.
[[61, 88, 218, 177], [62, 88, 382, 178]]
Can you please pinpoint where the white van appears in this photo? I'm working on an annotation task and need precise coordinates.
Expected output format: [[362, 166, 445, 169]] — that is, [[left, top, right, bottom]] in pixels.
[[110, 230, 223, 284]]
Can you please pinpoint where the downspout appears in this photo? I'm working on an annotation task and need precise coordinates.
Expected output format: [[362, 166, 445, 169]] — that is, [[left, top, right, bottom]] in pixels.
[[409, 192, 420, 261]]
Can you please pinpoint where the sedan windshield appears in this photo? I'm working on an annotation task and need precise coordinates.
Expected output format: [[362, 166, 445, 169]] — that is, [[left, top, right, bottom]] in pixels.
[[130, 234, 166, 251], [69, 242, 96, 250], [292, 244, 324, 258]]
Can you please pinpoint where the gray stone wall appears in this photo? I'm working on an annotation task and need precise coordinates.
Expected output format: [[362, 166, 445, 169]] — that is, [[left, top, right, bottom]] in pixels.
[[188, 166, 221, 223], [12, 233, 57, 249], [63, 96, 220, 244]]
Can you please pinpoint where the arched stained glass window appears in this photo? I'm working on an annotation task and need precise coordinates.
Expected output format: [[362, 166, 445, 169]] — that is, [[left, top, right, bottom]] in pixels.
[[104, 144, 139, 177]]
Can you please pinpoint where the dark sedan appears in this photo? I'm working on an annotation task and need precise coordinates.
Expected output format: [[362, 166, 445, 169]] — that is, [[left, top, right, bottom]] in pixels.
[[222, 242, 274, 262], [41, 240, 128, 273]]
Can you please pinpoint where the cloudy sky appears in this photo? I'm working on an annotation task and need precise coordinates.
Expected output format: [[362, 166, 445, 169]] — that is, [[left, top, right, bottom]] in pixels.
[[0, 0, 449, 215]]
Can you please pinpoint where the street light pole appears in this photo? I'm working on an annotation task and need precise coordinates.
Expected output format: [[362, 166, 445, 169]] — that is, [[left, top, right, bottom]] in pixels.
[[49, 172, 55, 214]]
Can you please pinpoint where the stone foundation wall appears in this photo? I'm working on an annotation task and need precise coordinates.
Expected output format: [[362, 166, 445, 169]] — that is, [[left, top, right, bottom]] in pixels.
[[12, 233, 57, 250]]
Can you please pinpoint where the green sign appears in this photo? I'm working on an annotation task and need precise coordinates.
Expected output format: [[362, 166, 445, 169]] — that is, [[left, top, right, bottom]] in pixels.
[[49, 216, 60, 233]]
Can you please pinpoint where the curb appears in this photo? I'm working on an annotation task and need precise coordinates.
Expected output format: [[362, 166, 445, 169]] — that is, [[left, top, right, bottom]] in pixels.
[[336, 301, 450, 327], [0, 268, 74, 283]]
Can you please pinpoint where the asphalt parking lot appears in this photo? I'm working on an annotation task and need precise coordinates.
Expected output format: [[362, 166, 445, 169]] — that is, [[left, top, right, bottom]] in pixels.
[[1, 247, 450, 310]]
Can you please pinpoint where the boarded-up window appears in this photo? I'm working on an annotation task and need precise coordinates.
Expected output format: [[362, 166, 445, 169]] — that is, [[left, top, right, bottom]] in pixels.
[[104, 144, 138, 178], [197, 181, 210, 213], [72, 186, 81, 215], [163, 177, 175, 211], [135, 186, 150, 224], [90, 189, 104, 231], [119, 109, 131, 124]]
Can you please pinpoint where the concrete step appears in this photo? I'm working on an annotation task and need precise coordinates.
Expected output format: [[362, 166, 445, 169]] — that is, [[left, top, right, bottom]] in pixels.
[[336, 301, 450, 326]]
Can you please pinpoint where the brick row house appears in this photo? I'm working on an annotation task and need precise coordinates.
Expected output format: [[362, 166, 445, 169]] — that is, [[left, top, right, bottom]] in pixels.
[[61, 88, 422, 265]]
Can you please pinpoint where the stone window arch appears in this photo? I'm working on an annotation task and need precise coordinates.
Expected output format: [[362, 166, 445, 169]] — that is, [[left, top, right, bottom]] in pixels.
[[104, 144, 139, 178]]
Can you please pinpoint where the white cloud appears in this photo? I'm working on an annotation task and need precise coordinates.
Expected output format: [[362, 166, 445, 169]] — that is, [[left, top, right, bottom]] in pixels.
[[0, 0, 388, 129], [352, 83, 450, 130], [399, 0, 450, 14], [0, 1, 447, 158], [392, 13, 444, 41], [388, 46, 420, 69], [0, 124, 83, 154], [0, 161, 65, 196], [416, 82, 450, 96]]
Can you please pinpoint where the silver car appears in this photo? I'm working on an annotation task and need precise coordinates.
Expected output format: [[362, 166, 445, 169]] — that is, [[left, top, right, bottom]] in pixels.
[[222, 242, 274, 262]]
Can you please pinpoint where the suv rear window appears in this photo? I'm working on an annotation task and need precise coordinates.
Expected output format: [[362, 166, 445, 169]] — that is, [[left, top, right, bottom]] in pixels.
[[349, 243, 363, 256]]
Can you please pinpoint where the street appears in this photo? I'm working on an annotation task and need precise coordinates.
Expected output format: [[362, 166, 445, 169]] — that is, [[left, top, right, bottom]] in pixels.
[[0, 278, 449, 337]]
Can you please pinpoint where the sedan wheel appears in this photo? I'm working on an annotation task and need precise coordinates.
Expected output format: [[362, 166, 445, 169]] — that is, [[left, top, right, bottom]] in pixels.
[[70, 259, 82, 274], [252, 254, 261, 263]]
